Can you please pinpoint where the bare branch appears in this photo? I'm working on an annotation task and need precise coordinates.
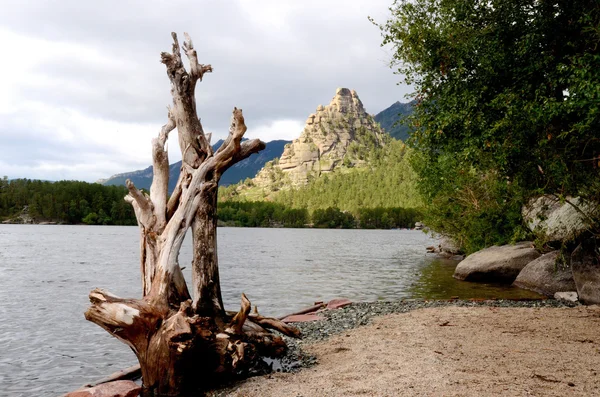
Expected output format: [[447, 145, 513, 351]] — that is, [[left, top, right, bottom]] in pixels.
[[211, 108, 265, 177], [161, 32, 210, 169], [226, 293, 251, 335], [183, 32, 213, 83], [150, 108, 176, 231], [248, 314, 302, 338], [166, 170, 184, 221], [126, 179, 155, 228], [215, 107, 247, 157], [235, 139, 267, 163]]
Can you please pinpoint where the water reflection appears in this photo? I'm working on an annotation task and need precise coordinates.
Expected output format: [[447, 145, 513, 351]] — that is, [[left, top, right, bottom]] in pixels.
[[410, 258, 544, 300]]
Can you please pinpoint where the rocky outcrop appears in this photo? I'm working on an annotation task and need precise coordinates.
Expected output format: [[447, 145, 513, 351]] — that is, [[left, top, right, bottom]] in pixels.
[[571, 238, 600, 304], [453, 242, 540, 283], [523, 196, 598, 242], [254, 88, 386, 189], [512, 251, 575, 296]]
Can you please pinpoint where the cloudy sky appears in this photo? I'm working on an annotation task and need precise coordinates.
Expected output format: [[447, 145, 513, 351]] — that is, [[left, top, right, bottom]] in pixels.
[[0, 0, 410, 182]]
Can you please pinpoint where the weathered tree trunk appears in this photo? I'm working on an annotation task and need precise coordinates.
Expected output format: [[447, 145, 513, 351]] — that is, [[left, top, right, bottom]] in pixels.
[[85, 32, 300, 396]]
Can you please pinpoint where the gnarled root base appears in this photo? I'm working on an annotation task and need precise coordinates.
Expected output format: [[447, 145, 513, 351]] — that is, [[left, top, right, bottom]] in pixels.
[[85, 289, 300, 396]]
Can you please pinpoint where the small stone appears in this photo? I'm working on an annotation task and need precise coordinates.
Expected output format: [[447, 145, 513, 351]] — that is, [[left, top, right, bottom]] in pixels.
[[568, 382, 575, 387], [554, 291, 578, 303]]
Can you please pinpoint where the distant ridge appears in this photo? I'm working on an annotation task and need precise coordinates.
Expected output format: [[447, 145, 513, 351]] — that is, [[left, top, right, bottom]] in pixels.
[[100, 139, 291, 193], [374, 100, 415, 141]]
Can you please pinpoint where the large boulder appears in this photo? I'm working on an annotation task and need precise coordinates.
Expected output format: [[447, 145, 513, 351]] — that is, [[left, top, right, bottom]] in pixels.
[[453, 242, 540, 283], [513, 251, 575, 296], [571, 238, 600, 304], [64, 381, 141, 397], [523, 196, 597, 242]]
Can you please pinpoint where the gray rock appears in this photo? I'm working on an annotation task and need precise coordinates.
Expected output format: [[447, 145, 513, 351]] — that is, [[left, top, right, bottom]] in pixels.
[[571, 238, 600, 304], [439, 236, 462, 255], [523, 196, 597, 242], [513, 251, 575, 296], [453, 242, 540, 283], [554, 291, 578, 303]]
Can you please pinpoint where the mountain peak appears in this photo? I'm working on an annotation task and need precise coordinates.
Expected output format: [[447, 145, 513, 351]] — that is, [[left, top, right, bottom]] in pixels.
[[252, 88, 386, 190]]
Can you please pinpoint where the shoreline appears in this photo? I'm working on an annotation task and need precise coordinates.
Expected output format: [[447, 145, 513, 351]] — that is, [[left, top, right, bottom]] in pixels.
[[0, 221, 422, 231], [207, 298, 589, 396], [67, 298, 594, 396]]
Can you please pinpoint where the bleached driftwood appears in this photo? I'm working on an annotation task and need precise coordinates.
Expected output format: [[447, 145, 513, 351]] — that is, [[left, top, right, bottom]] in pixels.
[[85, 32, 299, 396]]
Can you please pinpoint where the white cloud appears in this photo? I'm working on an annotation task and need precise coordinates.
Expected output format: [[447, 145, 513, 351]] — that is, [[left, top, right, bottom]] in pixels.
[[0, 0, 410, 182], [246, 119, 305, 142]]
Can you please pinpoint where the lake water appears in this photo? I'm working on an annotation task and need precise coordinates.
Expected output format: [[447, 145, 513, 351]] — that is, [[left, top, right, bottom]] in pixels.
[[0, 225, 541, 396]]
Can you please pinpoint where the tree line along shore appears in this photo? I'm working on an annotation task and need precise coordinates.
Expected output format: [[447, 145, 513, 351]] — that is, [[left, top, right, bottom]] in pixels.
[[0, 177, 421, 229]]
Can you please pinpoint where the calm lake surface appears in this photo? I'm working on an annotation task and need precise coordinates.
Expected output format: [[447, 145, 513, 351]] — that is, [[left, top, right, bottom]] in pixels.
[[0, 225, 541, 396]]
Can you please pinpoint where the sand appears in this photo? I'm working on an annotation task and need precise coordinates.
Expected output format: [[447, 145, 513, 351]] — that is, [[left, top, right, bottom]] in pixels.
[[221, 305, 600, 396]]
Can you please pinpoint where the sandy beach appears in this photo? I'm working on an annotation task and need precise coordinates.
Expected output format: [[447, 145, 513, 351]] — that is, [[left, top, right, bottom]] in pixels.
[[217, 305, 600, 396]]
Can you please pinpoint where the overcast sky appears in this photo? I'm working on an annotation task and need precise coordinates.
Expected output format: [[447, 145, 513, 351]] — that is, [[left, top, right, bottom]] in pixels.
[[0, 0, 411, 182]]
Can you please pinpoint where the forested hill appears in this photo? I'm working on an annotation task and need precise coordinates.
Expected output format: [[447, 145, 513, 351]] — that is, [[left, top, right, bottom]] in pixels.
[[219, 90, 422, 218], [374, 101, 414, 141], [221, 139, 422, 214], [100, 139, 291, 193]]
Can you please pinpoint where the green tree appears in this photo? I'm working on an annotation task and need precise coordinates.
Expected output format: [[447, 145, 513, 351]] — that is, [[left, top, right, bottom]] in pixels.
[[376, 0, 600, 252]]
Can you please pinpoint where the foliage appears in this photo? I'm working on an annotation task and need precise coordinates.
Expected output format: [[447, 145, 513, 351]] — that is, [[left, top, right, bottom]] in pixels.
[[217, 199, 420, 229], [312, 207, 355, 228], [357, 206, 421, 229], [0, 177, 136, 225], [376, 0, 600, 252], [217, 201, 308, 228]]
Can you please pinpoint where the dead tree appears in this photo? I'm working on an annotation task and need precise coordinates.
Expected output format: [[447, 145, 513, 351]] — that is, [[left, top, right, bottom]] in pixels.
[[85, 32, 300, 396]]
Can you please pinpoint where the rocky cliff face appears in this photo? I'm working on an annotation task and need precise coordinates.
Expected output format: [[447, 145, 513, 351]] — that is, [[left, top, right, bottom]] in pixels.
[[254, 88, 386, 189]]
